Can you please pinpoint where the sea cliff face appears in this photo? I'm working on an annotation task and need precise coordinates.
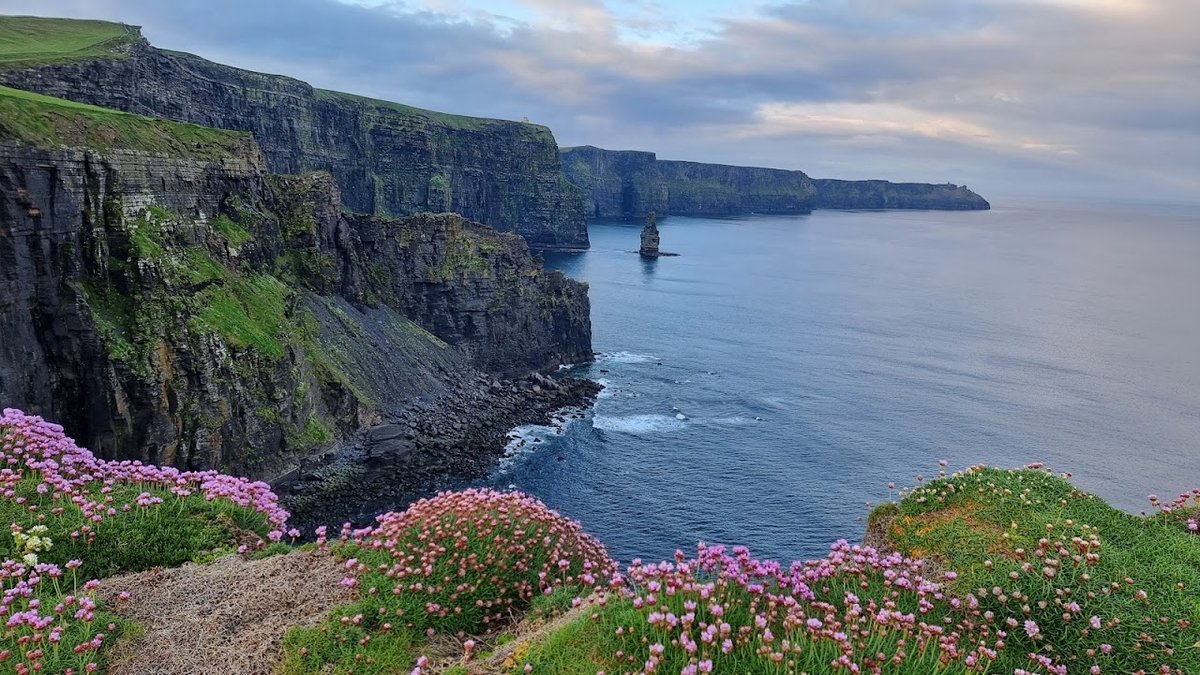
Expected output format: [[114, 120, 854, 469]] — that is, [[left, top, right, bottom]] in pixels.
[[562, 146, 817, 218], [561, 146, 989, 218], [811, 179, 990, 210], [561, 146, 668, 218], [658, 160, 817, 215], [0, 139, 593, 487], [0, 35, 589, 249]]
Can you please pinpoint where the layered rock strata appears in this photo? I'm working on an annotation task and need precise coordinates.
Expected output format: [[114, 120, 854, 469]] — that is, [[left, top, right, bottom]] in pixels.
[[561, 146, 990, 219], [0, 28, 589, 248], [0, 140, 594, 498]]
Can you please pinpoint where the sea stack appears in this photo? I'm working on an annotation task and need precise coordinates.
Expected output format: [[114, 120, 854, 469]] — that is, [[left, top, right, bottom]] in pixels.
[[640, 211, 661, 257]]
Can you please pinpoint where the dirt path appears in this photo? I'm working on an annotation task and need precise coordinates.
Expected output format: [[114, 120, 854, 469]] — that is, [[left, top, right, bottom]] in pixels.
[[97, 550, 353, 675], [459, 600, 594, 675]]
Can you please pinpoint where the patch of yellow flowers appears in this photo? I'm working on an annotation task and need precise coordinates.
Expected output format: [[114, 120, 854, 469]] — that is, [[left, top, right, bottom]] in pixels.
[[12, 524, 52, 566]]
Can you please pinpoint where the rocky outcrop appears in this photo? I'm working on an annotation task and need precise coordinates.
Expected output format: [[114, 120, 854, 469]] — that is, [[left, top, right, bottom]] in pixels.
[[0, 29, 588, 249], [0, 140, 593, 486], [561, 146, 989, 219], [639, 212, 661, 257], [811, 179, 990, 210]]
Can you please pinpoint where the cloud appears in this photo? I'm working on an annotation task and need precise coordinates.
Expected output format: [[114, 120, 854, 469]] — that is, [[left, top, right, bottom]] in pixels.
[[0, 0, 1195, 200]]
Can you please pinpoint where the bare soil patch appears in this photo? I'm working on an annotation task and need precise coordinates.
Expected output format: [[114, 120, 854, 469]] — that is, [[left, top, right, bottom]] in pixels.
[[97, 550, 353, 675]]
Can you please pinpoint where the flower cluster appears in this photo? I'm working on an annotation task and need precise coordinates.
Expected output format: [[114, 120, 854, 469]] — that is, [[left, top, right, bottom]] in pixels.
[[12, 525, 53, 566], [602, 540, 1000, 675], [0, 556, 122, 674], [1148, 490, 1200, 536], [290, 489, 617, 673], [1, 407, 298, 671], [0, 408, 289, 536], [893, 466, 1197, 675], [355, 488, 615, 634]]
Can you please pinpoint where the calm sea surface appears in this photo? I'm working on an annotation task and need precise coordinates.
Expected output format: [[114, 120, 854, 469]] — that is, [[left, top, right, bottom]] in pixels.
[[490, 200, 1200, 565]]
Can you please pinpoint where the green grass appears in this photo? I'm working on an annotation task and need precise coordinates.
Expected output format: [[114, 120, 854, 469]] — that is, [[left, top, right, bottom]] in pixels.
[[519, 608, 615, 674], [0, 473, 271, 580], [0, 84, 254, 160], [314, 88, 551, 135], [279, 619, 419, 675], [194, 272, 293, 359], [885, 466, 1200, 674], [0, 16, 138, 70], [211, 214, 255, 247], [286, 417, 335, 450]]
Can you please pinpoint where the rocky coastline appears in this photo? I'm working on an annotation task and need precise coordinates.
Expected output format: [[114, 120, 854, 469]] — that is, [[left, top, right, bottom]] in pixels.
[[277, 370, 601, 531]]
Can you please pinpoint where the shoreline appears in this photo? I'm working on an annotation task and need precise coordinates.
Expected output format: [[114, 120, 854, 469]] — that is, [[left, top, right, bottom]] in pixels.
[[275, 370, 602, 533]]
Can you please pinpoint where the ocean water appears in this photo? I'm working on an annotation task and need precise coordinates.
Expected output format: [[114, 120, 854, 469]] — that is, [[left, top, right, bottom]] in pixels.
[[491, 200, 1200, 565]]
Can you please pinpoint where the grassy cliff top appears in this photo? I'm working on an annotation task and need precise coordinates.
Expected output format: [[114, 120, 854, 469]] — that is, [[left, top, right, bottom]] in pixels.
[[313, 88, 554, 135], [1, 15, 550, 135], [0, 16, 140, 70], [0, 85, 256, 160]]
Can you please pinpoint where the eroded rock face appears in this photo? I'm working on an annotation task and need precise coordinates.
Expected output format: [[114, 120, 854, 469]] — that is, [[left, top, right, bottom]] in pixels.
[[560, 146, 668, 219], [658, 161, 818, 215], [0, 36, 589, 249], [811, 179, 990, 210], [0, 141, 593, 483], [561, 146, 991, 218], [639, 212, 661, 256], [562, 147, 818, 218]]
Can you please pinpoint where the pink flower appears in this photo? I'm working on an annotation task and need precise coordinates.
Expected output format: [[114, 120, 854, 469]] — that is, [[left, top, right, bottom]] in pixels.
[[1024, 619, 1040, 638]]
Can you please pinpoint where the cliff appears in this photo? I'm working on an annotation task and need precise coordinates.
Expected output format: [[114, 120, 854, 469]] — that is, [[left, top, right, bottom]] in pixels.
[[561, 145, 667, 218], [562, 146, 817, 218], [658, 160, 817, 215], [0, 85, 594, 494], [561, 145, 989, 218], [0, 17, 588, 249], [812, 178, 990, 210]]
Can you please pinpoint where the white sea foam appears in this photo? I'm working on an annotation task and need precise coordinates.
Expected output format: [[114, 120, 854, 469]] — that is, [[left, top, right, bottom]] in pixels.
[[592, 414, 686, 434], [497, 407, 586, 473], [594, 378, 615, 399], [596, 351, 660, 364], [498, 423, 560, 473], [706, 416, 756, 426]]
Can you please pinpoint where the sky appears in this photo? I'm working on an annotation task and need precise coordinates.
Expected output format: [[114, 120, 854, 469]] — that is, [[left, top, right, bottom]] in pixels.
[[3, 0, 1197, 202]]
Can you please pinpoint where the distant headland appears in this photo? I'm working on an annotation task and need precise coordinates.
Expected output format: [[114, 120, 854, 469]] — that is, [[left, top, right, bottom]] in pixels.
[[561, 145, 990, 220]]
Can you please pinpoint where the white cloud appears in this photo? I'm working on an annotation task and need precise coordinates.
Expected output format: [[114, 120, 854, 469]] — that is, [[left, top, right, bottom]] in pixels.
[[2, 0, 1196, 201]]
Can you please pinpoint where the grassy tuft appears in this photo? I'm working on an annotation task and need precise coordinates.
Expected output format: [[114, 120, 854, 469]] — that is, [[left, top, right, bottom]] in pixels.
[[280, 489, 616, 674], [0, 16, 138, 70], [886, 465, 1200, 674], [0, 85, 254, 160], [0, 407, 293, 673]]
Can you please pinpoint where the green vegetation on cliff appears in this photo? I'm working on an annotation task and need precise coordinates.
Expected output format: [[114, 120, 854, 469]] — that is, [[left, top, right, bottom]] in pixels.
[[0, 16, 137, 69], [0, 85, 253, 160], [882, 465, 1200, 673], [0, 15, 589, 246], [313, 89, 546, 134], [2, 405, 1198, 675]]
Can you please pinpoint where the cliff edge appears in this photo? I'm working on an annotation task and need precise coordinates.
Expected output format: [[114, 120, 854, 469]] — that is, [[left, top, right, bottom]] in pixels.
[[0, 17, 589, 249], [562, 145, 990, 219], [0, 85, 594, 523]]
